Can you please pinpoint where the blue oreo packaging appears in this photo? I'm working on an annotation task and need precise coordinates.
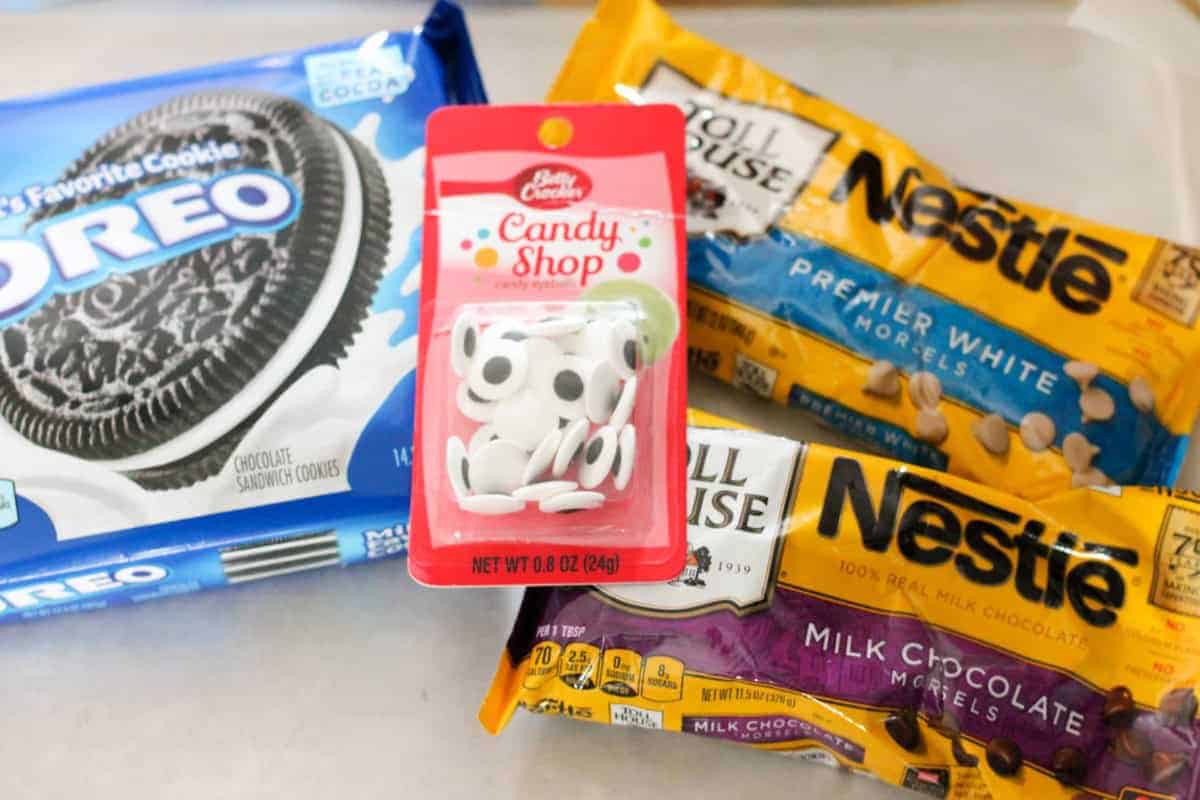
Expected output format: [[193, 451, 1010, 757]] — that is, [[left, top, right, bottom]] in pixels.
[[0, 1, 485, 623]]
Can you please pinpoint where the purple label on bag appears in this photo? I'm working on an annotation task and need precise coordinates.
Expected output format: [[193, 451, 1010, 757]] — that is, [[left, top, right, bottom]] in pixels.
[[522, 585, 1199, 796]]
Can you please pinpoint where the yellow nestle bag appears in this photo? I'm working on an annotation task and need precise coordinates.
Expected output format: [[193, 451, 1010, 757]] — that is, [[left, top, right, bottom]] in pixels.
[[547, 0, 1200, 500], [483, 411, 1200, 799]]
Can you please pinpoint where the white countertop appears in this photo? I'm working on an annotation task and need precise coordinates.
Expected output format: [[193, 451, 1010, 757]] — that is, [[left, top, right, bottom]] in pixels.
[[1, 5, 1198, 799]]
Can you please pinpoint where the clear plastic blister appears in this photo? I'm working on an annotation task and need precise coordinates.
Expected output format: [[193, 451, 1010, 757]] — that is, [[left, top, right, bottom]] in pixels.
[[441, 301, 648, 519]]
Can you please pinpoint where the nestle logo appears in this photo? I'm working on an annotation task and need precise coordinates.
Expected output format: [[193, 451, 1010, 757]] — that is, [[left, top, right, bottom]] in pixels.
[[515, 164, 591, 209]]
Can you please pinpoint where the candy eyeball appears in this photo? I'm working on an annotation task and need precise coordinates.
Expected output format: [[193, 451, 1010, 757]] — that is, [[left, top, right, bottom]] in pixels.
[[540, 490, 605, 513], [523, 427, 563, 485], [450, 312, 479, 378], [459, 494, 525, 515], [468, 439, 529, 495], [493, 388, 561, 451], [612, 424, 636, 491], [610, 318, 641, 379], [609, 376, 637, 429], [468, 423, 501, 455], [526, 315, 585, 338], [446, 436, 471, 501], [513, 480, 578, 503], [583, 361, 621, 424], [467, 338, 529, 401], [553, 418, 590, 478], [457, 382, 497, 423], [579, 426, 618, 489]]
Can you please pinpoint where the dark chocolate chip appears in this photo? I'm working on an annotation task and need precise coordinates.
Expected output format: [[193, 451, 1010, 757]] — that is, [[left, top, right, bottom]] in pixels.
[[553, 369, 584, 401], [585, 438, 604, 464], [1146, 751, 1189, 787], [1103, 686, 1137, 729], [1112, 728, 1153, 766], [623, 339, 639, 371], [481, 356, 512, 385], [883, 710, 921, 752], [985, 738, 1022, 777], [1051, 746, 1087, 785], [463, 326, 476, 358], [951, 737, 978, 767], [1159, 688, 1197, 727]]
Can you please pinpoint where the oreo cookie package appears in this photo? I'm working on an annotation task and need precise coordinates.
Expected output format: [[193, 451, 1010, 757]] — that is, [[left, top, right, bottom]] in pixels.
[[0, 1, 485, 623]]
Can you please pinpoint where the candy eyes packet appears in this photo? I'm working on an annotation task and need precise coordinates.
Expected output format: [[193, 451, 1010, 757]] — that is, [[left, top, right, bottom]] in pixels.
[[547, 0, 1200, 500], [0, 2, 485, 624], [407, 104, 690, 587], [483, 409, 1200, 800]]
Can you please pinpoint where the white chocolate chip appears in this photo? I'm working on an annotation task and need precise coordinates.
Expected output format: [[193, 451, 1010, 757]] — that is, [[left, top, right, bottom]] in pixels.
[[908, 371, 942, 410], [1071, 467, 1110, 489], [1062, 432, 1099, 472], [864, 360, 900, 398], [1080, 386, 1115, 423], [915, 409, 948, 444], [1064, 361, 1099, 388], [1019, 412, 1056, 453], [1129, 376, 1155, 414], [972, 413, 1010, 456]]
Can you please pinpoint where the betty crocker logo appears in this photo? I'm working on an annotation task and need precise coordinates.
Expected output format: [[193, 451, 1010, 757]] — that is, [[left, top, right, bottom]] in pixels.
[[441, 164, 593, 211], [514, 164, 592, 209]]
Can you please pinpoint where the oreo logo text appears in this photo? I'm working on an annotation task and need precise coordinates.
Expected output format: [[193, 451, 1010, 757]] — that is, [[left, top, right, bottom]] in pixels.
[[0, 564, 168, 614], [817, 457, 1138, 628], [0, 169, 299, 325]]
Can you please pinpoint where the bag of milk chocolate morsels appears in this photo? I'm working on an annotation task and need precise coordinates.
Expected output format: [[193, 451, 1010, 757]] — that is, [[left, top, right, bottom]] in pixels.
[[484, 410, 1200, 800]]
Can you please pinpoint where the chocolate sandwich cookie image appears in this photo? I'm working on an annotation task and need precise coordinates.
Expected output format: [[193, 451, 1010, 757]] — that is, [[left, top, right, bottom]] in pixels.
[[0, 90, 390, 489]]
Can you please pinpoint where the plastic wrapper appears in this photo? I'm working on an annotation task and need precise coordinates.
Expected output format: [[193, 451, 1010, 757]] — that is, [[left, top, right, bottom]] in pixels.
[[0, 1, 485, 623], [548, 0, 1200, 500], [483, 409, 1200, 799]]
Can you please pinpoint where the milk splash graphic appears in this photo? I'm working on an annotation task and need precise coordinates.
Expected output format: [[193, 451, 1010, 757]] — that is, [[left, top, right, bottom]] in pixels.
[[0, 113, 423, 540]]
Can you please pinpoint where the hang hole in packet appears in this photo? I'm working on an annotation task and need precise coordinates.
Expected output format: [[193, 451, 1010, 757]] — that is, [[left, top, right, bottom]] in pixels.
[[408, 104, 689, 586]]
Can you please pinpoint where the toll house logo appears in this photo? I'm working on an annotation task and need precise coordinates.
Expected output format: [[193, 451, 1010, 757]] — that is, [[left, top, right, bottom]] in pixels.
[[599, 429, 804, 616], [636, 62, 837, 237], [670, 545, 713, 587]]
